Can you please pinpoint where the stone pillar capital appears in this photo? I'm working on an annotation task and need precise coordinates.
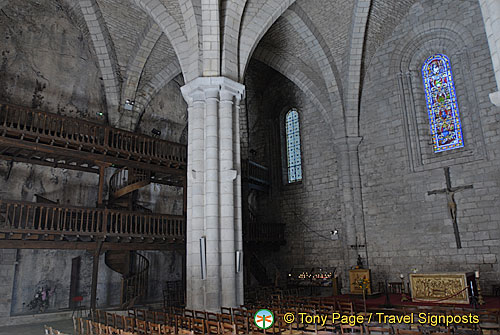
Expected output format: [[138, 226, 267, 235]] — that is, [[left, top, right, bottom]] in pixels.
[[181, 77, 245, 105]]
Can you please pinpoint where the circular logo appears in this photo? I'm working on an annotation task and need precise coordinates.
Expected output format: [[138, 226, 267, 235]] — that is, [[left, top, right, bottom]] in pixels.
[[254, 309, 274, 330]]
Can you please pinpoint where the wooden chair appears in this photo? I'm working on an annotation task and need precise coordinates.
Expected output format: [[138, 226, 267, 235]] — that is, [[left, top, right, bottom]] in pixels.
[[114, 315, 125, 329], [124, 316, 136, 333], [195, 310, 207, 319], [192, 318, 205, 334], [44, 325, 71, 335], [136, 309, 147, 321], [234, 315, 249, 334], [175, 314, 191, 332], [366, 326, 394, 335], [184, 309, 194, 318], [428, 330, 452, 335], [478, 311, 500, 334], [135, 319, 148, 334], [95, 309, 107, 324], [220, 313, 233, 323], [146, 310, 156, 322], [396, 329, 422, 335], [107, 326, 122, 335], [73, 317, 85, 335], [221, 307, 232, 315], [341, 324, 364, 334], [106, 312, 117, 327], [205, 320, 220, 334], [206, 312, 219, 321], [149, 322, 161, 335], [221, 322, 236, 335], [337, 301, 355, 315], [156, 311, 167, 325]]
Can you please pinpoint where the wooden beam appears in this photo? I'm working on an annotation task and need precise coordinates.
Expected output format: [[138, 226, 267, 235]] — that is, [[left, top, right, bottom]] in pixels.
[[0, 240, 185, 251], [0, 137, 185, 176], [97, 165, 106, 206], [0, 154, 99, 174], [90, 239, 103, 311]]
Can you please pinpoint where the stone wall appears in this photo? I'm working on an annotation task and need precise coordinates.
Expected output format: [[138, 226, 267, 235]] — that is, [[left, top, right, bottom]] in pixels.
[[359, 0, 500, 291], [244, 60, 344, 284]]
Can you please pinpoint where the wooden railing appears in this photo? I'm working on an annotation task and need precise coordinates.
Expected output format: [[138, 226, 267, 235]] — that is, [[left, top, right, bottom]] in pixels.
[[109, 167, 151, 199], [0, 103, 186, 166], [244, 210, 284, 243], [122, 252, 149, 308], [247, 160, 270, 185], [0, 200, 185, 239]]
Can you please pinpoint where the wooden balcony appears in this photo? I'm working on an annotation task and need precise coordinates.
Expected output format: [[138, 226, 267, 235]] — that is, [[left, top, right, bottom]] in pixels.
[[243, 160, 270, 192], [243, 211, 285, 244], [0, 200, 185, 250], [0, 103, 186, 183]]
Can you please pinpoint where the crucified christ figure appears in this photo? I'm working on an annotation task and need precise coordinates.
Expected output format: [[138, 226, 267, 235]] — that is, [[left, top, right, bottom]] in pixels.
[[427, 167, 473, 249]]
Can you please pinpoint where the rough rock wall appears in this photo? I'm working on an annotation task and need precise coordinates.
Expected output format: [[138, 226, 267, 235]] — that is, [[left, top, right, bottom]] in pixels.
[[136, 75, 187, 215], [0, 0, 107, 121], [8, 249, 180, 315], [359, 0, 500, 292], [0, 0, 185, 318], [244, 60, 343, 282]]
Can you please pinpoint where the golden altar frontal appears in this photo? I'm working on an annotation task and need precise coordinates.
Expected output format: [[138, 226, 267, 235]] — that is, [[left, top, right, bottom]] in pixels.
[[409, 273, 473, 304]]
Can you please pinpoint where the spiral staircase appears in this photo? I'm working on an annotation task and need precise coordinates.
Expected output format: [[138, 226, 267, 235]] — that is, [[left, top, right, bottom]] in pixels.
[[105, 250, 149, 308], [105, 168, 155, 308]]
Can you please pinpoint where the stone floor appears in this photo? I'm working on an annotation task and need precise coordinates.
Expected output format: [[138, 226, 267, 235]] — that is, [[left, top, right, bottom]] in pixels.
[[0, 318, 74, 335]]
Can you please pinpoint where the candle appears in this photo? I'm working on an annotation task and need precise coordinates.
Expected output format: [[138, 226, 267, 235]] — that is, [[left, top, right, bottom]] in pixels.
[[475, 270, 480, 278]]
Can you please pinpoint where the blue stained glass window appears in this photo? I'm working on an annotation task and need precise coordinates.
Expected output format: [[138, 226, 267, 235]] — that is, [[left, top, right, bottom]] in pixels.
[[422, 54, 464, 153], [286, 109, 302, 183]]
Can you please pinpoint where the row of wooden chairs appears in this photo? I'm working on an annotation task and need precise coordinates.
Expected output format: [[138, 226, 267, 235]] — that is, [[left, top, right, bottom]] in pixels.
[[77, 316, 245, 335]]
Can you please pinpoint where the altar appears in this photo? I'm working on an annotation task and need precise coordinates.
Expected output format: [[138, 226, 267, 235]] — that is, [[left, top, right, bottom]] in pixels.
[[409, 273, 476, 304]]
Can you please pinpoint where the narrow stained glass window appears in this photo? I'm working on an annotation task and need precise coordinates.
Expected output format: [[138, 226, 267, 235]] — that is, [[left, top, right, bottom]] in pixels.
[[286, 109, 302, 183], [422, 54, 464, 153]]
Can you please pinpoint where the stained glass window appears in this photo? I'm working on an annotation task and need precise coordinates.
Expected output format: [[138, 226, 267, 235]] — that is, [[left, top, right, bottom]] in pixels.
[[285, 109, 302, 183], [422, 54, 464, 153]]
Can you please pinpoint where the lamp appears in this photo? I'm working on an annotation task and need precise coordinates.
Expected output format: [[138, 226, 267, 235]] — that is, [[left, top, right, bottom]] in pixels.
[[235, 250, 242, 273], [330, 230, 339, 240], [151, 128, 161, 136], [200, 237, 207, 280], [124, 99, 135, 111]]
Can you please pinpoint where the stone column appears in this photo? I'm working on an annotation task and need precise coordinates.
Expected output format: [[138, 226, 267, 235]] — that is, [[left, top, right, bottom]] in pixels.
[[181, 77, 245, 311], [480, 0, 500, 106], [335, 136, 368, 291]]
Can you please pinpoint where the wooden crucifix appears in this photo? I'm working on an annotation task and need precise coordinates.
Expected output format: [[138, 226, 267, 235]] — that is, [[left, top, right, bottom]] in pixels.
[[427, 167, 473, 249]]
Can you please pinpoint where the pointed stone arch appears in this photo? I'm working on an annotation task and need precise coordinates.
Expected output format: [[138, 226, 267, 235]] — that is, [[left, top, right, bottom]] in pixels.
[[79, 0, 122, 126]]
